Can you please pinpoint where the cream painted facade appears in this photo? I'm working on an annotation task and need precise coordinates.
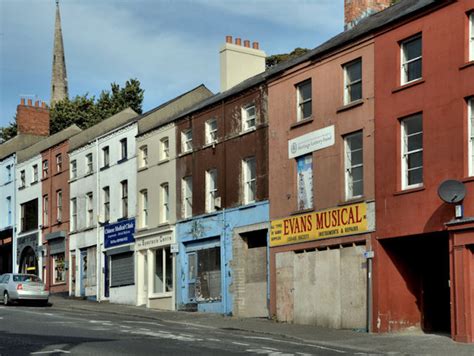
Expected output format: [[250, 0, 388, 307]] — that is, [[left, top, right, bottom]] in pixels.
[[135, 122, 177, 310]]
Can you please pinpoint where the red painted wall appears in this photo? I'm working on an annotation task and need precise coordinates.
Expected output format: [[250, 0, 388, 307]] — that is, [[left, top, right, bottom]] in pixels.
[[374, 0, 474, 337]]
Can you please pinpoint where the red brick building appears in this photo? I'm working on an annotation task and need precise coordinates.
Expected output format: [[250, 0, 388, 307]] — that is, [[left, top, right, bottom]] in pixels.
[[40, 126, 81, 294], [373, 0, 474, 342]]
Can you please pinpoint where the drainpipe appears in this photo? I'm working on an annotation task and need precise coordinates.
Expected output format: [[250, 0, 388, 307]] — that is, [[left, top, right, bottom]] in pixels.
[[95, 137, 102, 302]]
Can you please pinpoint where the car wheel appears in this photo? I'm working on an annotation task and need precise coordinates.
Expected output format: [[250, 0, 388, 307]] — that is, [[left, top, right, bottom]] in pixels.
[[3, 292, 9, 306]]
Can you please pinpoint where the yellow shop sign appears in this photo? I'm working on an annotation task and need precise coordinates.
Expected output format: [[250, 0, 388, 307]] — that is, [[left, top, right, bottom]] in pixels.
[[270, 203, 368, 247]]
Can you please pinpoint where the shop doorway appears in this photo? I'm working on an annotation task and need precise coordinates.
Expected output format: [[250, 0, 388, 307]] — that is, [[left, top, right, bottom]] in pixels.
[[381, 233, 450, 334], [19, 246, 38, 275]]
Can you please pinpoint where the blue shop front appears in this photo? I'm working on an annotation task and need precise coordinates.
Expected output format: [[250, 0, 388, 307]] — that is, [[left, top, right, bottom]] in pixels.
[[177, 201, 269, 317], [103, 218, 137, 305]]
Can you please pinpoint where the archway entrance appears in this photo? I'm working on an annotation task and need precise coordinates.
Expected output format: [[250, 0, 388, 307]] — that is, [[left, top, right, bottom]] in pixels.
[[19, 246, 38, 275]]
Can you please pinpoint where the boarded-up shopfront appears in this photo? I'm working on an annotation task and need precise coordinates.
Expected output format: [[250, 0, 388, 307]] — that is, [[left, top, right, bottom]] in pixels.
[[270, 202, 374, 330]]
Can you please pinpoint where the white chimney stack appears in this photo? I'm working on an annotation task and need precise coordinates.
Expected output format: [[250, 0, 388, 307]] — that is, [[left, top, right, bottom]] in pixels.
[[220, 35, 266, 92]]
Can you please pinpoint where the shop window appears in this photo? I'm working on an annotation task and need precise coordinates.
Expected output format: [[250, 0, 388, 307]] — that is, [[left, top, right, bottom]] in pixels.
[[153, 246, 172, 294], [296, 154, 313, 210], [53, 253, 66, 284], [188, 246, 221, 302]]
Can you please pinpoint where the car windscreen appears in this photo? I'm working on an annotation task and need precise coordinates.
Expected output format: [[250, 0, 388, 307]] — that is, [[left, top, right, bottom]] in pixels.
[[13, 275, 41, 283]]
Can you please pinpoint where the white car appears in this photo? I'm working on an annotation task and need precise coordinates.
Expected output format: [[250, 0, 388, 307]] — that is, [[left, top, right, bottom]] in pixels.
[[0, 273, 49, 306]]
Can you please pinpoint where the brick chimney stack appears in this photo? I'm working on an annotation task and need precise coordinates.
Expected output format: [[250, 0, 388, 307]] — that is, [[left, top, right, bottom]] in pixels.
[[344, 0, 392, 30], [16, 98, 50, 136]]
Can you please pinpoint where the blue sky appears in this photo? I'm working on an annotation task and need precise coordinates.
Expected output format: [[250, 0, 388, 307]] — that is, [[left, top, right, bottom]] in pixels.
[[0, 0, 344, 128]]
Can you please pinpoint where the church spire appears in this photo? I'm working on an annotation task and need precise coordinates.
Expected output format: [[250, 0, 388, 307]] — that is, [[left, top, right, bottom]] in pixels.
[[50, 0, 68, 106]]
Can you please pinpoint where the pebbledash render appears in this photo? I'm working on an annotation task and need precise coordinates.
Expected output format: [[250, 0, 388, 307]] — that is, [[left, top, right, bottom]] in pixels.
[[134, 85, 213, 310]]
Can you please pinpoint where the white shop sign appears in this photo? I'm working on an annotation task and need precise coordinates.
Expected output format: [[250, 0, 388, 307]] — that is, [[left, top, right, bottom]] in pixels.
[[135, 234, 172, 250], [288, 125, 335, 159]]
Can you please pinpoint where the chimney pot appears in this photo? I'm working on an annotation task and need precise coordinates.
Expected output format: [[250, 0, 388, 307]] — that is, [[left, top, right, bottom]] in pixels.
[[226, 35, 233, 44], [252, 42, 259, 50], [27, 99, 32, 106], [235, 38, 242, 46], [41, 102, 47, 108], [244, 40, 250, 48], [35, 100, 40, 107], [20, 98, 25, 105]]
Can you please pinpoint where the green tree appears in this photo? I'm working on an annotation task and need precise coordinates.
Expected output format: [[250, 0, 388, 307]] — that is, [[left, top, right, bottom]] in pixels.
[[0, 78, 144, 142], [266, 47, 310, 68]]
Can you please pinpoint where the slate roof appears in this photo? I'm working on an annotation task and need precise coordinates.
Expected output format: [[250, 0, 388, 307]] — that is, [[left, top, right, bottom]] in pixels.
[[68, 108, 138, 152], [17, 125, 82, 163], [137, 84, 213, 136], [157, 0, 441, 125], [0, 134, 45, 161]]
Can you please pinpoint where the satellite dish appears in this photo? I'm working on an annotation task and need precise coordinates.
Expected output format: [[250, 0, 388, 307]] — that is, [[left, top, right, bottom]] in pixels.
[[438, 180, 466, 204]]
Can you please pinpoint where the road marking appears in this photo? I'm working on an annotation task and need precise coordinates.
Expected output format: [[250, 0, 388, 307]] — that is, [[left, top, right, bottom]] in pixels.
[[232, 341, 250, 346], [207, 338, 221, 342], [31, 349, 70, 355]]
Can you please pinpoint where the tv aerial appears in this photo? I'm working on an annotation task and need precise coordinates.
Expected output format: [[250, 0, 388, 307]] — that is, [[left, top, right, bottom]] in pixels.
[[438, 179, 466, 219]]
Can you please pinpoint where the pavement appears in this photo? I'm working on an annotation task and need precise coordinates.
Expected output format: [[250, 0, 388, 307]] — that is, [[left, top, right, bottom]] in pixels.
[[48, 295, 474, 355]]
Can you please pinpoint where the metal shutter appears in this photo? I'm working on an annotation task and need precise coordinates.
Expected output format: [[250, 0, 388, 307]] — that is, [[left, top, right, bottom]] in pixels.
[[110, 252, 134, 287]]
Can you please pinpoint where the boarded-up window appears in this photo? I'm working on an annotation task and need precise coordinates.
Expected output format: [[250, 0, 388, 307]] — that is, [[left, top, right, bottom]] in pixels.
[[110, 252, 134, 287]]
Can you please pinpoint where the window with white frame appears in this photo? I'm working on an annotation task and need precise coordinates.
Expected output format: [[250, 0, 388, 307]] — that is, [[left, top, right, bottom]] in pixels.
[[56, 154, 62, 173], [103, 186, 110, 222], [70, 160, 77, 179], [468, 98, 474, 175], [70, 198, 77, 231], [161, 183, 169, 223], [121, 180, 128, 218], [53, 253, 66, 284], [153, 246, 173, 294], [43, 195, 48, 226], [182, 176, 192, 218], [86, 153, 93, 174], [470, 12, 474, 61], [181, 129, 192, 153], [402, 114, 423, 189], [205, 169, 218, 213], [205, 118, 218, 144], [120, 138, 127, 161], [32, 164, 38, 183], [102, 146, 110, 168], [401, 35, 422, 84], [242, 105, 256, 132], [296, 80, 312, 121], [242, 157, 256, 204], [343, 59, 362, 104], [344, 131, 364, 199], [139, 145, 148, 168], [20, 170, 25, 188], [160, 137, 169, 160], [86, 192, 94, 227], [42, 160, 48, 178], [56, 190, 62, 222], [140, 189, 148, 227]]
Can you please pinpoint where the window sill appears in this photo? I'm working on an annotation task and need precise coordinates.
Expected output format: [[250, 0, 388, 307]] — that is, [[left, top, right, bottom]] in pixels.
[[149, 292, 173, 299], [178, 151, 192, 158], [461, 176, 474, 183], [100, 165, 110, 172], [336, 99, 364, 113], [239, 202, 257, 210], [290, 207, 313, 216], [41, 177, 48, 182], [158, 158, 170, 165], [157, 222, 170, 227], [241, 127, 257, 135], [53, 171, 62, 177], [138, 166, 148, 172], [84, 172, 94, 178], [202, 142, 218, 150], [337, 196, 366, 206], [68, 177, 77, 183], [52, 282, 66, 286], [19, 186, 26, 190], [392, 79, 425, 94], [290, 117, 313, 130], [31, 180, 39, 186], [459, 60, 474, 71], [393, 185, 425, 196], [117, 158, 128, 165]]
